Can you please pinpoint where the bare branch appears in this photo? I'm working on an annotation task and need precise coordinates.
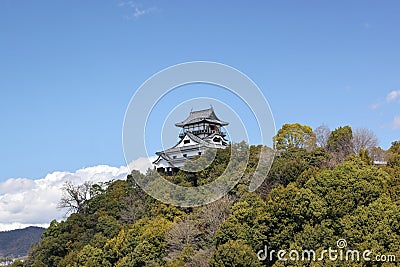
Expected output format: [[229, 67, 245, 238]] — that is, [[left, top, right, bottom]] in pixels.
[[166, 219, 201, 259], [57, 181, 92, 215], [352, 128, 378, 154], [199, 195, 233, 237], [315, 124, 331, 148]]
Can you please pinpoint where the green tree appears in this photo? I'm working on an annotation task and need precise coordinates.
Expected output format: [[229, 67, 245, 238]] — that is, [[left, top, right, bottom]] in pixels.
[[358, 148, 373, 165], [75, 245, 110, 267], [102, 217, 172, 266], [266, 148, 309, 187], [387, 140, 400, 167], [327, 126, 354, 164], [211, 240, 261, 267], [305, 158, 390, 225], [25, 135, 400, 267], [214, 193, 268, 249], [264, 184, 327, 249], [384, 141, 400, 203], [388, 140, 400, 154], [274, 123, 316, 151], [341, 195, 400, 258]]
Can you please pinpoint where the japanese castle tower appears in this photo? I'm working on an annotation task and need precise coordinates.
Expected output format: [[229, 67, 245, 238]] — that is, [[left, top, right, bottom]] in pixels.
[[153, 107, 229, 173]]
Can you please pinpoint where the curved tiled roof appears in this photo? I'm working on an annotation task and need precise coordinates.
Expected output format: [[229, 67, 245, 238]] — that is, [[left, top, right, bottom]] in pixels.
[[175, 107, 229, 127], [155, 132, 225, 156]]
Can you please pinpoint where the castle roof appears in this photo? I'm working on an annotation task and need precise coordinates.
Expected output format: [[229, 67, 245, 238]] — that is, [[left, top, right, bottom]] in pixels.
[[153, 131, 227, 166], [175, 107, 229, 127]]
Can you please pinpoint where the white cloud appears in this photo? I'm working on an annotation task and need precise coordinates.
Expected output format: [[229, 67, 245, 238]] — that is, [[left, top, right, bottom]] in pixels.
[[0, 165, 128, 231], [133, 7, 146, 18], [386, 90, 400, 102], [371, 90, 400, 110], [0, 157, 155, 231], [128, 156, 157, 173], [118, 1, 156, 19], [391, 115, 400, 129]]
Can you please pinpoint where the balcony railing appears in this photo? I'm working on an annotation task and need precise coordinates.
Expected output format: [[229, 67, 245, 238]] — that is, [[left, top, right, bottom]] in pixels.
[[179, 129, 226, 138]]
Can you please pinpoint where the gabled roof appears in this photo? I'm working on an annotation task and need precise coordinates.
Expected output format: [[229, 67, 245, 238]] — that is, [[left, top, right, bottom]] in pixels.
[[175, 107, 229, 127], [203, 132, 228, 142], [155, 132, 223, 156]]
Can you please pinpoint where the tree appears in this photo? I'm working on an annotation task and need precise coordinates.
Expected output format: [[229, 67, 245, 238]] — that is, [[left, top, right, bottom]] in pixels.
[[370, 146, 387, 163], [352, 127, 378, 154], [305, 158, 390, 223], [214, 193, 269, 249], [198, 195, 233, 237], [387, 141, 400, 167], [327, 126, 354, 164], [185, 249, 212, 267], [120, 172, 149, 224], [211, 240, 261, 267], [57, 181, 92, 215], [341, 195, 400, 257], [166, 219, 201, 260], [76, 245, 110, 267], [25, 135, 400, 267], [274, 123, 316, 151], [315, 124, 331, 148], [358, 148, 373, 165], [388, 140, 400, 154], [265, 148, 309, 187], [264, 184, 327, 249]]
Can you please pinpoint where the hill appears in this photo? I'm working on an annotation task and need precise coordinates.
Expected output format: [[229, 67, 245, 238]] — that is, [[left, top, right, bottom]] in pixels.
[[20, 130, 400, 266], [0, 226, 45, 258]]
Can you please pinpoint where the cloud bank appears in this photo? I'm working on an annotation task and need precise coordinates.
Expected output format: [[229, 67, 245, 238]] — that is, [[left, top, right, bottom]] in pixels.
[[0, 157, 155, 231]]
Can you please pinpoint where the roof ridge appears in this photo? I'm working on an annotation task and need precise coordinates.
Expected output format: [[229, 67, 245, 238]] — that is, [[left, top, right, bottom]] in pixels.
[[175, 107, 229, 127]]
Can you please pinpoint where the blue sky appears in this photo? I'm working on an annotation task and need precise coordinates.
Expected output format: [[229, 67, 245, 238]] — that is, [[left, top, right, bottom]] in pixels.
[[1, 0, 400, 181]]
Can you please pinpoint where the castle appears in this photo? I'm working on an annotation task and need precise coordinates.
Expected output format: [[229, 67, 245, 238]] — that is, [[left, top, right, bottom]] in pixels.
[[153, 107, 229, 174]]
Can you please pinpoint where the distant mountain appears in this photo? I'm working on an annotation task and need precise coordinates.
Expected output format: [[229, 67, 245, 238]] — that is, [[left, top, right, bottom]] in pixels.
[[0, 226, 45, 258]]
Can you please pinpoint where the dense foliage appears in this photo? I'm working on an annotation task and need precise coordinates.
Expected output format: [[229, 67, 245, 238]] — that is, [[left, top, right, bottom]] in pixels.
[[20, 125, 400, 267]]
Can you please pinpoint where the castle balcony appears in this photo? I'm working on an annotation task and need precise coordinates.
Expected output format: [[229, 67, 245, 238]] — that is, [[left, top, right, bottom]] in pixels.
[[179, 129, 226, 138]]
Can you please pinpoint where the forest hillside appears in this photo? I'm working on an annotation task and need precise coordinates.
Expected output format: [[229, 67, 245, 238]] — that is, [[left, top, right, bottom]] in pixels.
[[17, 124, 400, 267]]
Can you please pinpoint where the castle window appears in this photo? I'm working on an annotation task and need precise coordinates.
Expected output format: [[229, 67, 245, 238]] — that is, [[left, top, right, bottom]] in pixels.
[[184, 139, 190, 144]]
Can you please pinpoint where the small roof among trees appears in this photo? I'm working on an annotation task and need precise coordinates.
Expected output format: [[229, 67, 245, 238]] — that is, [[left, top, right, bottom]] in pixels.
[[175, 107, 229, 127]]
